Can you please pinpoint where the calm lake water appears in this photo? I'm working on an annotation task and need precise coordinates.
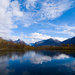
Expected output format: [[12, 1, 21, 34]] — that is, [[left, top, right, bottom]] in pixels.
[[0, 50, 75, 75]]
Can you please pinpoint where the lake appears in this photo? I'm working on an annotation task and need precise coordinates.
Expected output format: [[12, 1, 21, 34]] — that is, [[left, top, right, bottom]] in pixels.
[[0, 50, 75, 75]]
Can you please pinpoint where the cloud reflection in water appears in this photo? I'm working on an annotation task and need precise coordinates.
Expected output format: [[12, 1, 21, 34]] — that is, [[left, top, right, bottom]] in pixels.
[[23, 51, 69, 64]]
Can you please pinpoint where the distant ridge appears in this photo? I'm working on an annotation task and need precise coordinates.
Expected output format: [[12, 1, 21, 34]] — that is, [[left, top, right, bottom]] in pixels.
[[0, 36, 75, 47], [32, 38, 61, 46], [61, 37, 75, 45], [32, 37, 75, 46]]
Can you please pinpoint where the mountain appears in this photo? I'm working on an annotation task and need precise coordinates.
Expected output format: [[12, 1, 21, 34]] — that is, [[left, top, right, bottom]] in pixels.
[[29, 43, 34, 46], [14, 39, 26, 44], [33, 38, 61, 46], [61, 37, 75, 45], [0, 38, 34, 51], [32, 37, 75, 46]]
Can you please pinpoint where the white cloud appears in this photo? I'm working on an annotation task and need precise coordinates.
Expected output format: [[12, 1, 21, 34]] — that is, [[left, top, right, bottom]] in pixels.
[[0, 0, 24, 39], [0, 0, 75, 43], [25, 0, 37, 10], [9, 24, 74, 44], [30, 32, 51, 40], [53, 54, 69, 60], [11, 55, 22, 61], [56, 25, 75, 36], [22, 0, 75, 26], [39, 23, 75, 38], [4, 32, 25, 41], [24, 32, 51, 43], [24, 24, 31, 27], [20, 32, 67, 43], [24, 51, 69, 64], [10, 0, 23, 17], [10, 32, 51, 43], [52, 37, 67, 41], [24, 51, 51, 64], [38, 0, 74, 20], [0, 0, 17, 38], [29, 32, 67, 42]]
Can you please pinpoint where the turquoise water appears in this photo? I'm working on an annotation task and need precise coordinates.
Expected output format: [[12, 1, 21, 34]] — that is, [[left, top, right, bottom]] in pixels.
[[0, 51, 75, 75]]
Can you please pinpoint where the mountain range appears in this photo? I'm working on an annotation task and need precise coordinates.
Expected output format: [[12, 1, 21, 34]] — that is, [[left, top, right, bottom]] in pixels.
[[32, 37, 75, 46], [0, 37, 75, 47], [32, 39, 61, 46]]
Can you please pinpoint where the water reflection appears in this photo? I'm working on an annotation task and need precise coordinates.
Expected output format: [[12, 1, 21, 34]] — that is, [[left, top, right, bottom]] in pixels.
[[0, 51, 75, 75], [24, 51, 69, 64]]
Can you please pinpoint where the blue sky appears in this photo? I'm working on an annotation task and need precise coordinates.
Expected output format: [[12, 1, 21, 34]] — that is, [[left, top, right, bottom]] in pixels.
[[0, 0, 75, 44]]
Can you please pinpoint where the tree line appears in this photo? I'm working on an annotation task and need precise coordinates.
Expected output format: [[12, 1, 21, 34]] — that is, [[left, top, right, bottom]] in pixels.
[[0, 38, 75, 53]]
